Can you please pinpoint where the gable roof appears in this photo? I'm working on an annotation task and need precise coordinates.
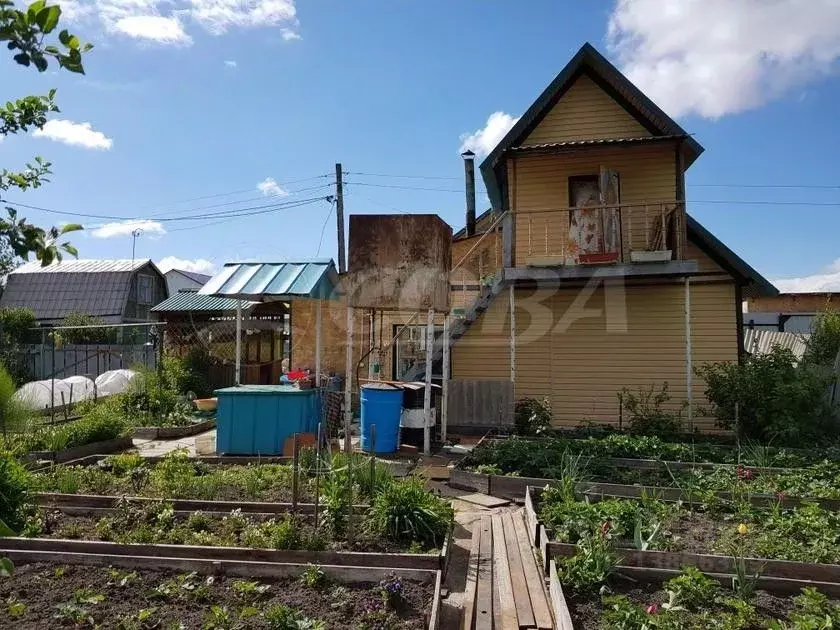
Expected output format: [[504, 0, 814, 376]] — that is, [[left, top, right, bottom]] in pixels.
[[0, 259, 162, 323], [164, 268, 212, 285], [687, 215, 777, 297], [480, 42, 704, 211]]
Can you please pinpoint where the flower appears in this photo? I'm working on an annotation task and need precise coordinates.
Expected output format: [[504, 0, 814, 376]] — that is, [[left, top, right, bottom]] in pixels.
[[737, 523, 749, 535], [601, 520, 612, 538], [646, 603, 659, 615], [736, 466, 753, 480]]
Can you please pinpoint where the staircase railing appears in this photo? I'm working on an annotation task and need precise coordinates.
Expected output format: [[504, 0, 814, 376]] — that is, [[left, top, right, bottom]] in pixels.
[[451, 211, 509, 315]]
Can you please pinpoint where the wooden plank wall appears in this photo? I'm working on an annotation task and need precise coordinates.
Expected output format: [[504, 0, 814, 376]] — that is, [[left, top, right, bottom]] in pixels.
[[446, 379, 514, 428]]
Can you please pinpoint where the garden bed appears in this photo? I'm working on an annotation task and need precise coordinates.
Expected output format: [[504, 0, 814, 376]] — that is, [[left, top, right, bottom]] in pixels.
[[23, 436, 134, 465], [131, 418, 215, 440], [548, 559, 840, 629], [0, 559, 439, 629], [526, 486, 840, 584]]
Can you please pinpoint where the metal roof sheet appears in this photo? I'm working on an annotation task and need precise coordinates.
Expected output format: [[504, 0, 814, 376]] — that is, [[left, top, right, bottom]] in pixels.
[[512, 135, 687, 151], [744, 329, 809, 362], [150, 290, 259, 313], [11, 259, 151, 274], [198, 260, 338, 302]]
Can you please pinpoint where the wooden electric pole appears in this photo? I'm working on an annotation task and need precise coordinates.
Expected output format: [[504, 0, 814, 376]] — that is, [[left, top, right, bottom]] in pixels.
[[335, 163, 346, 273]]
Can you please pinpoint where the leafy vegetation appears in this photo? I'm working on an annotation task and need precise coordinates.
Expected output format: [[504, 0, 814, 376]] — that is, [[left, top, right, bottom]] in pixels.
[[698, 346, 836, 444], [514, 397, 552, 436], [367, 476, 453, 549], [620, 382, 684, 437], [0, 452, 31, 531]]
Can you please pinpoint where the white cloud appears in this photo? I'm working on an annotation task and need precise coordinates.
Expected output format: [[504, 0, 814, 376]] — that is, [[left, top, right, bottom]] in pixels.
[[224, 59, 237, 68], [772, 259, 840, 293], [113, 15, 192, 45], [91, 219, 165, 239], [281, 28, 301, 41], [157, 256, 215, 275], [459, 112, 520, 158], [63, 0, 298, 45], [257, 177, 288, 197], [189, 0, 296, 34], [32, 119, 113, 150], [607, 0, 840, 119]]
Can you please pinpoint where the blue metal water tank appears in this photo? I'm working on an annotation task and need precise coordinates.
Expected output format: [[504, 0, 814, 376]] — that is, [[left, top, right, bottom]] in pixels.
[[360, 383, 402, 453], [215, 385, 319, 455]]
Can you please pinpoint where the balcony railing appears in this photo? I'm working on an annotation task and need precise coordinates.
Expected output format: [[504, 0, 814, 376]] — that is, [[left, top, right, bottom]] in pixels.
[[516, 201, 685, 267]]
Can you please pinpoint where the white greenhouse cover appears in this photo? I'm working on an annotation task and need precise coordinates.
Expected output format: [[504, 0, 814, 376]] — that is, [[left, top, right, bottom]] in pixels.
[[95, 369, 139, 397], [14, 369, 139, 410]]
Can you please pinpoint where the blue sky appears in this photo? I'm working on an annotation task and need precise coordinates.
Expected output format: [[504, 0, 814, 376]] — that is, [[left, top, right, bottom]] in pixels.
[[3, 0, 840, 290]]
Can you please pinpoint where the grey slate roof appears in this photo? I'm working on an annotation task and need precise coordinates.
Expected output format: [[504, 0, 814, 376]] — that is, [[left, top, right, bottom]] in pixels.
[[165, 269, 212, 285], [0, 258, 155, 323]]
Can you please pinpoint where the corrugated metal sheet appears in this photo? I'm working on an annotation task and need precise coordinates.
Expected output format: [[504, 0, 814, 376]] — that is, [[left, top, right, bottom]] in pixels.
[[0, 259, 158, 322], [512, 134, 686, 151], [151, 290, 258, 313], [199, 260, 338, 302], [744, 329, 810, 361], [11, 259, 151, 274]]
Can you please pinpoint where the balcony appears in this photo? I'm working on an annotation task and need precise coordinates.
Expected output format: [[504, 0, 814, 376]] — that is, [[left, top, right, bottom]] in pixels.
[[516, 201, 686, 267]]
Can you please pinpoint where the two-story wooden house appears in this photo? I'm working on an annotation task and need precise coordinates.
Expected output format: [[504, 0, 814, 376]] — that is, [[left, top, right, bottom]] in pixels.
[[449, 43, 777, 431]]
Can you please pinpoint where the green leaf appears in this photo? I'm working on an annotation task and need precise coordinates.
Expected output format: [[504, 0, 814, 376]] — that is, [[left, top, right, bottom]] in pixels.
[[59, 223, 82, 235], [67, 34, 79, 50], [36, 4, 60, 33], [0, 518, 15, 537], [12, 52, 29, 66], [0, 557, 13, 577], [58, 28, 70, 46], [26, 0, 45, 24], [61, 243, 78, 257]]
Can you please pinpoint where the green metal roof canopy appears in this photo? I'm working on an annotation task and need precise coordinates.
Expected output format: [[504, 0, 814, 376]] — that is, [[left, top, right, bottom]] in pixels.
[[150, 290, 259, 314], [198, 260, 339, 302]]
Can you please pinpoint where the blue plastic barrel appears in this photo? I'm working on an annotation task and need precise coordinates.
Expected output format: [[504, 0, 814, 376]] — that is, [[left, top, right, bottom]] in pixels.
[[360, 384, 403, 453]]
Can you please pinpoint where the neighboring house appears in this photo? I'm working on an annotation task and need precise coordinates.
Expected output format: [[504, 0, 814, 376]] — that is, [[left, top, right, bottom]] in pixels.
[[0, 259, 168, 325], [744, 292, 836, 334], [163, 268, 211, 296]]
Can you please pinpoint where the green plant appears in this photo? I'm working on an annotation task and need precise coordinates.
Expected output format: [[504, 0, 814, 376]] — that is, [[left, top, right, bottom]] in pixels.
[[300, 564, 326, 587], [105, 452, 145, 475], [367, 476, 453, 548], [803, 308, 840, 368], [264, 604, 326, 630], [0, 451, 31, 531], [514, 397, 552, 436], [151, 571, 212, 602], [230, 579, 270, 600], [662, 566, 719, 610], [556, 532, 618, 592], [106, 568, 138, 588], [5, 595, 25, 617], [770, 587, 840, 628], [620, 383, 683, 437], [0, 364, 33, 434], [203, 605, 237, 630], [116, 607, 158, 630], [633, 517, 662, 551], [600, 595, 652, 629], [731, 554, 762, 601], [699, 346, 835, 443]]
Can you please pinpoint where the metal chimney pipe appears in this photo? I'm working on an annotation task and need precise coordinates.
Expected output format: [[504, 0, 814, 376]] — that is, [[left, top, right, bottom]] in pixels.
[[462, 150, 476, 237]]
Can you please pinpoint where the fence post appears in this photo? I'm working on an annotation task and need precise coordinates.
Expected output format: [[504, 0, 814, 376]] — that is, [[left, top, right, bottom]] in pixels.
[[314, 422, 322, 531], [291, 432, 299, 514], [369, 424, 376, 494]]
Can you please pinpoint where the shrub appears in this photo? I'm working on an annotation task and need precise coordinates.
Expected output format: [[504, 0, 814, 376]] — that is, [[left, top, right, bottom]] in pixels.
[[367, 477, 453, 548], [0, 365, 33, 435], [57, 312, 112, 344], [803, 308, 840, 368], [620, 382, 683, 437], [0, 453, 32, 531], [663, 565, 719, 610], [0, 307, 36, 344], [514, 397, 552, 436], [698, 346, 835, 443]]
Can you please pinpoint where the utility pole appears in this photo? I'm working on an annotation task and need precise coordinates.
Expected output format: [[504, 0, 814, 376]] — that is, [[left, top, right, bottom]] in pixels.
[[131, 228, 142, 265], [335, 163, 346, 273]]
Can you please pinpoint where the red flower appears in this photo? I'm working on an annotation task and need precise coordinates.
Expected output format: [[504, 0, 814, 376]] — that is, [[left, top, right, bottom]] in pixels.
[[736, 466, 753, 480], [601, 520, 612, 538], [646, 603, 659, 615]]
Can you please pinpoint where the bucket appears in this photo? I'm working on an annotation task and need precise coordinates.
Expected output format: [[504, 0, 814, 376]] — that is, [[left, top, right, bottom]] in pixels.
[[360, 384, 403, 453]]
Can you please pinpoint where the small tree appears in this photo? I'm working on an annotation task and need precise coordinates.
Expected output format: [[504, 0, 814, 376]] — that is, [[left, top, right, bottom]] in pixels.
[[803, 308, 840, 368], [698, 346, 835, 444], [58, 311, 110, 344]]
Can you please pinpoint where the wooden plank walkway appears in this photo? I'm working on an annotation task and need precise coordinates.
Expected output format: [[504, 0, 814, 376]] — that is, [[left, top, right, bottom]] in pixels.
[[462, 511, 553, 629]]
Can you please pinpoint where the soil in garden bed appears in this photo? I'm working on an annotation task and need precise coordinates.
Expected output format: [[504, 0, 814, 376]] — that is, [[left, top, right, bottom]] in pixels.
[[0, 562, 433, 629], [29, 506, 441, 555], [566, 578, 805, 630]]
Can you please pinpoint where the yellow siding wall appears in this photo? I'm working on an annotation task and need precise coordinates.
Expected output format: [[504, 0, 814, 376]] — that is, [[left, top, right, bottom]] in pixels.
[[510, 145, 676, 265], [684, 241, 727, 274], [451, 280, 738, 432], [523, 75, 650, 144]]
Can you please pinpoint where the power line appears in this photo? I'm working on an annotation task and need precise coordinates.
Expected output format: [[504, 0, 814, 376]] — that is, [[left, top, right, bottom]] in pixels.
[[347, 171, 462, 181], [132, 174, 333, 210], [316, 198, 336, 256], [689, 183, 840, 190], [10, 196, 330, 224], [345, 190, 411, 215], [346, 181, 488, 195]]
